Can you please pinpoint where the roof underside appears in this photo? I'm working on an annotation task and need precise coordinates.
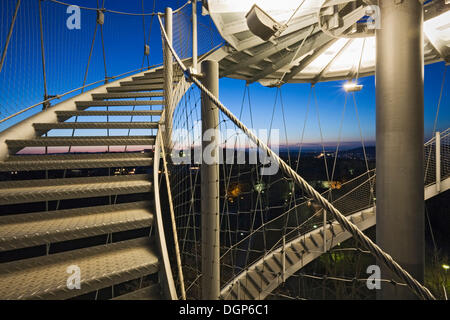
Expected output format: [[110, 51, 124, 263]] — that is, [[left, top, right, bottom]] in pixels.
[[204, 0, 450, 86]]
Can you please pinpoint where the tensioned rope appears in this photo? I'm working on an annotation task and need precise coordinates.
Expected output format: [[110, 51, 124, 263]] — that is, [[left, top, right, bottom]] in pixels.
[[157, 13, 436, 300], [48, 0, 190, 16]]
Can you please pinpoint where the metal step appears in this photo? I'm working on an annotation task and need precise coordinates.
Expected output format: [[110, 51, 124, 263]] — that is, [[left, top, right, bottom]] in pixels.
[[131, 75, 165, 81], [92, 92, 164, 100], [120, 80, 166, 86], [106, 85, 163, 93], [0, 237, 159, 299], [0, 152, 153, 171], [6, 136, 156, 148], [56, 110, 163, 118], [75, 100, 164, 107], [121, 79, 182, 86], [112, 283, 161, 300], [0, 201, 153, 251], [33, 122, 159, 130], [0, 174, 152, 205]]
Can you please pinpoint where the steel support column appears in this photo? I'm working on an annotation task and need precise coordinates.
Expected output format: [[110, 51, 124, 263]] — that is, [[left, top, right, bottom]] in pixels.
[[164, 7, 173, 150], [376, 0, 424, 300], [201, 60, 220, 300], [192, 0, 198, 71]]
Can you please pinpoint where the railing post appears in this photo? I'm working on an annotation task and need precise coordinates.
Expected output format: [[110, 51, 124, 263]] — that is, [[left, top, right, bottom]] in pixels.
[[192, 0, 198, 72], [436, 131, 441, 193], [201, 60, 220, 300], [323, 210, 327, 253], [282, 235, 286, 283], [164, 7, 173, 151]]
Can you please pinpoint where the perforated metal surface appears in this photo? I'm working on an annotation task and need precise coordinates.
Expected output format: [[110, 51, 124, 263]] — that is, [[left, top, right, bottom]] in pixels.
[[0, 238, 159, 300], [6, 136, 156, 148], [92, 92, 164, 100], [75, 100, 164, 107], [0, 152, 153, 171], [33, 122, 159, 130], [0, 174, 152, 205], [56, 110, 163, 117], [0, 202, 154, 251]]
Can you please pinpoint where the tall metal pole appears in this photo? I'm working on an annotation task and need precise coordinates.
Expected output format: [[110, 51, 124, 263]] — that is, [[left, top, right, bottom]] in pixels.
[[192, 0, 198, 72], [201, 60, 220, 300], [376, 0, 424, 300], [164, 7, 174, 150]]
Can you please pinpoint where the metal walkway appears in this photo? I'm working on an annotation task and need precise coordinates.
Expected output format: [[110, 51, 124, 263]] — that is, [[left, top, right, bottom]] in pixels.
[[220, 176, 450, 300]]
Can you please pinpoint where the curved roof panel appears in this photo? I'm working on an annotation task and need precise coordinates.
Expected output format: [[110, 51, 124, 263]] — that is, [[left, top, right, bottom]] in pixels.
[[205, 0, 450, 85]]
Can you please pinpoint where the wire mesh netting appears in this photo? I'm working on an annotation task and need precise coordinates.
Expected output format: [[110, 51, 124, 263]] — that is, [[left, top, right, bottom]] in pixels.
[[0, 0, 166, 131]]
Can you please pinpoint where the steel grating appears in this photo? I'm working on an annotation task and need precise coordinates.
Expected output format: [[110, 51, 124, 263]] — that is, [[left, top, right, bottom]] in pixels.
[[33, 122, 159, 130], [6, 136, 156, 148], [56, 110, 163, 117], [0, 174, 152, 205], [107, 85, 164, 93], [0, 152, 154, 171], [0, 201, 154, 251], [0, 237, 159, 300], [92, 92, 164, 100], [75, 100, 164, 107]]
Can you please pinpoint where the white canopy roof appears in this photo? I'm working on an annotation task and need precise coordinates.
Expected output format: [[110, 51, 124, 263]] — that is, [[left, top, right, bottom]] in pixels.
[[204, 0, 450, 85]]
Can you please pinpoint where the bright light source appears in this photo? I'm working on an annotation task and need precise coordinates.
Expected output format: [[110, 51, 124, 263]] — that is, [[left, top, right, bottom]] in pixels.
[[343, 82, 363, 92], [443, 264, 450, 270]]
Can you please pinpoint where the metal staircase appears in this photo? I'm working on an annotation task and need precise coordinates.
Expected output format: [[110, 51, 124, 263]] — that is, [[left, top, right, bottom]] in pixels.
[[0, 67, 175, 300]]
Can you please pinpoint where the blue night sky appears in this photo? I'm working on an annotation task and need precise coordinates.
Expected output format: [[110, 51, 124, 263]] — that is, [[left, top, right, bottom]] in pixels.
[[0, 0, 449, 146]]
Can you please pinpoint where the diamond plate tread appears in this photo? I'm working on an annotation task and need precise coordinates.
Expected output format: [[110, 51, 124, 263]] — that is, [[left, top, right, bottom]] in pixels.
[[33, 122, 158, 130], [56, 110, 163, 117], [0, 152, 153, 171], [0, 174, 152, 205], [7, 136, 156, 148], [106, 85, 163, 93], [0, 237, 159, 300], [75, 100, 164, 107], [112, 283, 161, 300], [121, 79, 179, 86], [0, 201, 154, 251], [132, 75, 182, 81], [92, 92, 164, 100], [130, 76, 165, 82]]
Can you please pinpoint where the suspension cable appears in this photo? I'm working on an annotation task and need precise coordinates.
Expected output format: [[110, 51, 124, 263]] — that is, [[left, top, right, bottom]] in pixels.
[[0, 0, 21, 74]]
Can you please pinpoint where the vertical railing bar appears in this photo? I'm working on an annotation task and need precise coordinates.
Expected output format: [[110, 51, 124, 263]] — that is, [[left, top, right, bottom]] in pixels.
[[436, 131, 441, 193]]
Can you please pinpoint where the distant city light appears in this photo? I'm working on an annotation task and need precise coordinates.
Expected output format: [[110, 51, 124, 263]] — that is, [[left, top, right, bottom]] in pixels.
[[343, 82, 363, 92]]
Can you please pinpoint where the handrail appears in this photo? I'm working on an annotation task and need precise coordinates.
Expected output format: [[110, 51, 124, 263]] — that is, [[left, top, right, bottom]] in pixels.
[[153, 125, 177, 300], [159, 111, 187, 300]]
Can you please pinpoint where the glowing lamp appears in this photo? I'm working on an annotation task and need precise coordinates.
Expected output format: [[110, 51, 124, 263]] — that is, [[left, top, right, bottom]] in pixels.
[[343, 82, 363, 92]]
